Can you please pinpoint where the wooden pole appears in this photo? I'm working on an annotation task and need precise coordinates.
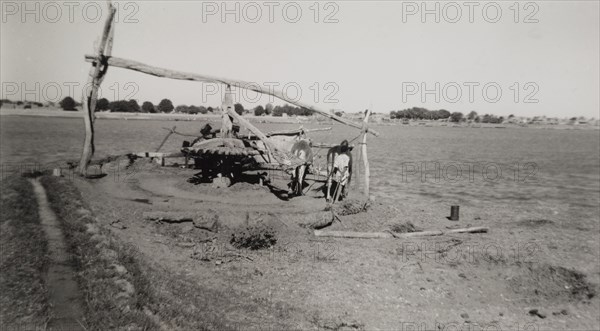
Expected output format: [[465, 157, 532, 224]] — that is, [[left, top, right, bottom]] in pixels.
[[266, 127, 331, 137], [78, 3, 116, 176], [362, 109, 371, 197], [221, 85, 234, 138], [83, 55, 380, 137]]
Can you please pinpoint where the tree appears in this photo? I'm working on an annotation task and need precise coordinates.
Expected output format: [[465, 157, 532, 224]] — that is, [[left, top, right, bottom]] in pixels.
[[450, 112, 464, 123], [157, 99, 174, 113], [234, 103, 244, 115], [254, 105, 265, 116], [109, 100, 138, 112], [175, 105, 188, 113], [272, 106, 283, 117], [508, 114, 515, 119], [142, 101, 155, 113], [188, 105, 201, 114], [128, 99, 140, 112], [467, 111, 478, 120], [207, 106, 214, 113], [96, 98, 109, 112], [59, 96, 77, 111], [438, 109, 451, 119], [265, 103, 273, 115]]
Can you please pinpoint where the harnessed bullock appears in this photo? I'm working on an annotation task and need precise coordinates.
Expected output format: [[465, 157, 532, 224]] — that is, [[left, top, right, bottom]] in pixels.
[[289, 139, 313, 196]]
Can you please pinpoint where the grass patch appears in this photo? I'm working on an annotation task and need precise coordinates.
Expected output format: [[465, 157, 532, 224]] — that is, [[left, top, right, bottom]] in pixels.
[[40, 176, 158, 330], [0, 177, 49, 329]]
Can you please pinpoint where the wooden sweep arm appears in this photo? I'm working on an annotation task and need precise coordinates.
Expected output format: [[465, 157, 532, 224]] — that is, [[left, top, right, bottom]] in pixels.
[[84, 54, 381, 137]]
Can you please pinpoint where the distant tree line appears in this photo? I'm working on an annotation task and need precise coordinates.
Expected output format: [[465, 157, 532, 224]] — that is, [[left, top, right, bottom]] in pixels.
[[92, 98, 215, 114], [271, 104, 313, 117], [391, 107, 452, 120], [391, 108, 506, 124], [0, 97, 523, 125], [253, 103, 273, 116]]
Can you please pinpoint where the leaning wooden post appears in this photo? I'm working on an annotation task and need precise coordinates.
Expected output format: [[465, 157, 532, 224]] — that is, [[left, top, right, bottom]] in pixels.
[[78, 3, 116, 176], [362, 109, 371, 197]]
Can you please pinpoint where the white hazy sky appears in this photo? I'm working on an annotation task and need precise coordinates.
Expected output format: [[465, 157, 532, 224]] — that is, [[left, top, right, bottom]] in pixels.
[[1, 1, 599, 118]]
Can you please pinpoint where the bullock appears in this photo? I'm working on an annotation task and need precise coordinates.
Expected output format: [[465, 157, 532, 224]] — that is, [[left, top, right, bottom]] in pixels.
[[326, 140, 352, 202], [289, 139, 313, 196]]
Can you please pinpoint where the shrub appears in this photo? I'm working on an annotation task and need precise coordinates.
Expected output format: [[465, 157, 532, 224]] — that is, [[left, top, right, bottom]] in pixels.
[[230, 224, 277, 250]]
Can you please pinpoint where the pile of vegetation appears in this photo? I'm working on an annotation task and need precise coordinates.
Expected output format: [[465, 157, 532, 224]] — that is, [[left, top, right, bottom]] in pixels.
[[230, 224, 277, 250]]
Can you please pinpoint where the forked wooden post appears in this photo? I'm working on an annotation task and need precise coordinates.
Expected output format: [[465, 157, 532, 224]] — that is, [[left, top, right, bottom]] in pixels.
[[78, 2, 116, 176], [362, 109, 371, 197]]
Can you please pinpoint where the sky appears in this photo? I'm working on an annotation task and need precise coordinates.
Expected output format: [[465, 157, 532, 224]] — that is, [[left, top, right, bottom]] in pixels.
[[1, 0, 599, 118]]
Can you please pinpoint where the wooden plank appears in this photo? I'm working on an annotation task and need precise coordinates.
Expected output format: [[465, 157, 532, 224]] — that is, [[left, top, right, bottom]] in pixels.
[[314, 227, 489, 239], [84, 54, 380, 137], [266, 127, 332, 137]]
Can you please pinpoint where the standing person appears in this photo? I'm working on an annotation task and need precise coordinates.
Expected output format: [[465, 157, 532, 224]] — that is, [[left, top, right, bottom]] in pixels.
[[326, 140, 352, 202]]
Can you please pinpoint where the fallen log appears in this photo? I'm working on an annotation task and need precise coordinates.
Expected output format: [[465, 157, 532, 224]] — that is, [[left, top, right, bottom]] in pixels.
[[314, 227, 488, 239]]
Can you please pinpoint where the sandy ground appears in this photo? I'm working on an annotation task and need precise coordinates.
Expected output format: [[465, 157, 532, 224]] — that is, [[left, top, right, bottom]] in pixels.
[[71, 159, 600, 330]]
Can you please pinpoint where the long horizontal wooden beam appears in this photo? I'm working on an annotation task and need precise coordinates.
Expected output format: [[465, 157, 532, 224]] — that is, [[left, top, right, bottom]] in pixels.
[[84, 55, 380, 137], [266, 127, 331, 137]]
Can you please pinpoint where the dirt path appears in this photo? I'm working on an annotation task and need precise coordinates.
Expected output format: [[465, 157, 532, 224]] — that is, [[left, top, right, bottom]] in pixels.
[[30, 179, 85, 330]]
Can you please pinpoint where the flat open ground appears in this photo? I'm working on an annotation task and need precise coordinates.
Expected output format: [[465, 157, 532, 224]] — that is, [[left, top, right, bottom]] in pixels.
[[1, 116, 599, 330], [62, 157, 599, 330]]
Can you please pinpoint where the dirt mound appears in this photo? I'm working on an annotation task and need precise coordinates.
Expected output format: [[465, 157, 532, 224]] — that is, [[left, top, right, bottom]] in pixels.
[[507, 264, 597, 303]]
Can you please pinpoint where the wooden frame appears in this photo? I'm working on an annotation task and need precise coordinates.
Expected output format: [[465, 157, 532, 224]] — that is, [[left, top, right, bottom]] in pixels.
[[79, 2, 380, 198]]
